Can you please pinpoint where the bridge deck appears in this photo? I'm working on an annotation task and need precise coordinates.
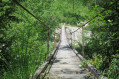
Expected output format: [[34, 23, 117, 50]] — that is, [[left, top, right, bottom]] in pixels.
[[47, 25, 89, 79]]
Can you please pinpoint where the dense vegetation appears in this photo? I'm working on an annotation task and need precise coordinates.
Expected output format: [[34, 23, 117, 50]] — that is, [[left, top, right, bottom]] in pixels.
[[73, 0, 119, 79], [0, 0, 119, 79], [0, 0, 60, 78]]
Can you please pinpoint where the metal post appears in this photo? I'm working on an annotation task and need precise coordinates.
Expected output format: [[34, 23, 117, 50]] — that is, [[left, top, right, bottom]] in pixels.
[[82, 26, 84, 57], [74, 32, 75, 49], [47, 26, 50, 59], [71, 33, 72, 47], [54, 32, 55, 48], [73, 0, 74, 16]]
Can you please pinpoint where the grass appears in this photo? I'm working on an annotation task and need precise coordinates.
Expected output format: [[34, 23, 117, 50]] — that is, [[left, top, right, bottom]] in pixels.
[[1, 42, 55, 79]]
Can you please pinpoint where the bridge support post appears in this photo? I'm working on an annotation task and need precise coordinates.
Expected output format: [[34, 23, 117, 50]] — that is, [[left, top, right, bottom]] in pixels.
[[47, 26, 50, 59], [54, 32, 55, 48], [74, 32, 75, 49], [82, 26, 84, 57], [71, 32, 72, 47], [73, 0, 74, 16]]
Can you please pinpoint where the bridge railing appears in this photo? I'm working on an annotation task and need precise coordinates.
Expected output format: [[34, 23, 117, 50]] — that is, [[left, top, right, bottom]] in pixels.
[[65, 27, 107, 79], [64, 1, 118, 78], [13, 1, 62, 79], [30, 29, 61, 79]]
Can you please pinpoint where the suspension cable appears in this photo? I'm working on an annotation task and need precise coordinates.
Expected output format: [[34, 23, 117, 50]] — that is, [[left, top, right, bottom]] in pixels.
[[13, 0, 48, 27], [71, 0, 119, 33]]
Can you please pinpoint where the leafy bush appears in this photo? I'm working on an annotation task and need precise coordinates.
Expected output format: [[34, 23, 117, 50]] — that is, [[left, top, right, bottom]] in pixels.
[[80, 60, 88, 68], [89, 54, 103, 70], [107, 54, 119, 79]]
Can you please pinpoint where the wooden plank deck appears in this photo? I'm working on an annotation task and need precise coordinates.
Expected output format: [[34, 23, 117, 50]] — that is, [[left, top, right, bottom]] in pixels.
[[46, 25, 89, 79]]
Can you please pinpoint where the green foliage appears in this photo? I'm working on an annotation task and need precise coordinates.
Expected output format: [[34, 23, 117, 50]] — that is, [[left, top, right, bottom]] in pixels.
[[73, 0, 119, 78], [89, 54, 103, 69], [1, 0, 119, 79], [107, 54, 119, 79], [80, 60, 88, 68], [0, 0, 60, 79]]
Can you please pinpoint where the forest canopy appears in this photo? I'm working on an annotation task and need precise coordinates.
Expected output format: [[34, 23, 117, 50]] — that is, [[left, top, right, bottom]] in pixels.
[[0, 0, 119, 79]]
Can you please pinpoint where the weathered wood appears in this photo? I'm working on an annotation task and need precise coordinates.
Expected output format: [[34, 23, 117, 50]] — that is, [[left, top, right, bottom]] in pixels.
[[65, 28, 107, 79], [87, 62, 107, 79], [32, 44, 60, 79], [71, 47, 107, 79], [31, 30, 61, 79], [70, 46, 86, 61], [32, 62, 48, 79], [46, 47, 57, 62], [48, 25, 90, 79]]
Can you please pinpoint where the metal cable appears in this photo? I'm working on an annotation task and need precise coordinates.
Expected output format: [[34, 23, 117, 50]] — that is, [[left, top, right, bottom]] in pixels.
[[71, 0, 119, 33], [13, 0, 48, 28]]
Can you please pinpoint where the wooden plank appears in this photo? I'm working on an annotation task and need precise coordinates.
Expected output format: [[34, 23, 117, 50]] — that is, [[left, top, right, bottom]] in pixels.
[[31, 30, 61, 79], [71, 47, 107, 79], [32, 62, 48, 79]]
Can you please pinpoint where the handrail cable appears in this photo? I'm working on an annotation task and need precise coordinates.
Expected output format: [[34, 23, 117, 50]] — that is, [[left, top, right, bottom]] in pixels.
[[71, 0, 119, 33], [13, 0, 48, 28], [13, 0, 50, 60]]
